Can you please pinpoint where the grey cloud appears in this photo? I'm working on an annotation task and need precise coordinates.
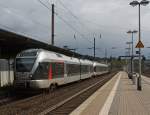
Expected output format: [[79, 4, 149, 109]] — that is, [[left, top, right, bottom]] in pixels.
[[0, 0, 150, 57]]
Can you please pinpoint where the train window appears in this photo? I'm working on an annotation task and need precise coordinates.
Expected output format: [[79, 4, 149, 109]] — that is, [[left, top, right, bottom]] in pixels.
[[95, 66, 107, 72], [66, 64, 80, 76], [33, 62, 49, 79], [19, 51, 37, 57], [16, 58, 35, 72], [81, 65, 90, 74], [90, 66, 93, 72], [51, 62, 64, 78]]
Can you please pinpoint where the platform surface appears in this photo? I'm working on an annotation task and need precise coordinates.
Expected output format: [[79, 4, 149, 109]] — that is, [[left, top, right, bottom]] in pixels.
[[70, 71, 150, 115]]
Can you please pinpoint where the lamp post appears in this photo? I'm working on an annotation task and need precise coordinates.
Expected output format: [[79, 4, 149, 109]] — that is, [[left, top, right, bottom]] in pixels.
[[126, 42, 132, 56], [129, 0, 149, 90], [127, 30, 138, 77], [125, 45, 131, 74], [125, 51, 129, 72]]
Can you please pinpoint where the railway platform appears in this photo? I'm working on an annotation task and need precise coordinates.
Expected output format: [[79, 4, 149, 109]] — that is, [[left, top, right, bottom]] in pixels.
[[70, 71, 150, 115]]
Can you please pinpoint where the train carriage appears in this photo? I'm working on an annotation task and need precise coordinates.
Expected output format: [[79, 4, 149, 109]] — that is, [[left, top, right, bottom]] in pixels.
[[93, 62, 108, 76], [14, 49, 109, 90], [80, 59, 93, 80], [14, 49, 81, 89], [64, 56, 80, 83]]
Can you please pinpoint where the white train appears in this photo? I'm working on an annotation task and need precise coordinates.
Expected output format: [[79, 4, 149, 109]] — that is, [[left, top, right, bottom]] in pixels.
[[14, 49, 109, 90]]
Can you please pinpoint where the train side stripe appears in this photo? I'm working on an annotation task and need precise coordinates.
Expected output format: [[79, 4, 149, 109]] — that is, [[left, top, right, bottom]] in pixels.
[[48, 64, 52, 80]]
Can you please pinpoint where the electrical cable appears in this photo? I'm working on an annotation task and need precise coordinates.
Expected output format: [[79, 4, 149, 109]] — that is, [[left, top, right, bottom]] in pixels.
[[55, 13, 93, 43]]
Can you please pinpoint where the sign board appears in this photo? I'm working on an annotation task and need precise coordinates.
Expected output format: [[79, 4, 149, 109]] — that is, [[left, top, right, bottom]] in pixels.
[[135, 40, 144, 48]]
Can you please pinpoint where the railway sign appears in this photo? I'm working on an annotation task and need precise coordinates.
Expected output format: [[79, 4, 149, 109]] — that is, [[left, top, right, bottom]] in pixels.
[[135, 40, 144, 48]]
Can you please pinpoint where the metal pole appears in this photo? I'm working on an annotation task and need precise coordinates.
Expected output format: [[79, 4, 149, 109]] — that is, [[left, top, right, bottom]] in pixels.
[[129, 43, 131, 73], [137, 4, 142, 90], [51, 4, 55, 45], [132, 32, 136, 84], [129, 43, 131, 56], [94, 37, 95, 59], [125, 52, 128, 72], [105, 48, 107, 64], [0, 47, 2, 58], [131, 32, 133, 75]]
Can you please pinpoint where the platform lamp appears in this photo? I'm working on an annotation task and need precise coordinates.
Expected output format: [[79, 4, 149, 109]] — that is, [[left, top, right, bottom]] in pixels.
[[129, 0, 149, 90], [127, 30, 138, 78]]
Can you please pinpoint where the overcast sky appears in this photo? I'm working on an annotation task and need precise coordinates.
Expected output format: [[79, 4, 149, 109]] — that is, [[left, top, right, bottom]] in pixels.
[[0, 0, 150, 58]]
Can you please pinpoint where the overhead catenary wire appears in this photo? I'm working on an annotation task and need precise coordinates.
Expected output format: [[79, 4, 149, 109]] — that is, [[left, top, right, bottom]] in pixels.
[[56, 0, 127, 36], [35, 1, 150, 58], [0, 4, 52, 44], [37, 0, 51, 10], [0, 2, 50, 31], [57, 0, 92, 32], [37, 0, 93, 44], [37, 0, 150, 43], [55, 0, 105, 51], [55, 13, 93, 44], [57, 0, 78, 20], [56, 1, 150, 36], [0, 23, 44, 41], [44, 0, 92, 35], [0, 3, 50, 40]]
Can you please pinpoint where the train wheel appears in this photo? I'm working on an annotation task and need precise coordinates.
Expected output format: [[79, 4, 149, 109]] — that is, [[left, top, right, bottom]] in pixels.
[[49, 84, 56, 92], [42, 88, 48, 95]]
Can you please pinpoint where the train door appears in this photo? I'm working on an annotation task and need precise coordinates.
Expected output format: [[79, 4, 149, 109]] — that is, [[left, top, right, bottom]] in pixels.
[[65, 63, 80, 83], [51, 62, 65, 85]]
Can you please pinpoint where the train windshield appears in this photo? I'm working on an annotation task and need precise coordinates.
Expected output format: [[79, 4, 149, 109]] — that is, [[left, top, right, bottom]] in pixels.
[[16, 58, 36, 72]]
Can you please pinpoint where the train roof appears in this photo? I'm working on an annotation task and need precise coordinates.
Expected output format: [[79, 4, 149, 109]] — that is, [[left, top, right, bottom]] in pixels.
[[17, 49, 80, 64], [39, 49, 80, 63], [16, 49, 40, 57], [80, 59, 93, 65], [93, 62, 108, 67], [16, 49, 109, 66]]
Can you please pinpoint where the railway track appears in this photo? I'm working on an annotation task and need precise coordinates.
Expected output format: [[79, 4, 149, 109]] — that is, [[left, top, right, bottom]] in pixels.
[[39, 73, 113, 115], [0, 97, 16, 106], [0, 90, 42, 107], [0, 72, 116, 115]]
